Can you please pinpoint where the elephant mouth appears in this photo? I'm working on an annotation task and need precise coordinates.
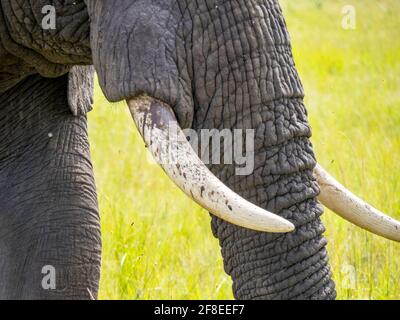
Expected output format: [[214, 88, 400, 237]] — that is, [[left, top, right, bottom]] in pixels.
[[127, 94, 400, 242]]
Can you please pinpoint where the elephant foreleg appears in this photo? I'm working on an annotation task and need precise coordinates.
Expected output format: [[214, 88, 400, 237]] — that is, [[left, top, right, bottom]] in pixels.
[[0, 74, 101, 299]]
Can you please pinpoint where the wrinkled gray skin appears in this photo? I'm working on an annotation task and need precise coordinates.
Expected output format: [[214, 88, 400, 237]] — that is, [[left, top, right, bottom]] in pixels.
[[0, 0, 336, 299]]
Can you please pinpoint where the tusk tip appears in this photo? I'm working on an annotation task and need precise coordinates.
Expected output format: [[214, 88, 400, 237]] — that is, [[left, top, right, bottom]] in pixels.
[[316, 164, 400, 242], [283, 221, 296, 233], [268, 218, 295, 233]]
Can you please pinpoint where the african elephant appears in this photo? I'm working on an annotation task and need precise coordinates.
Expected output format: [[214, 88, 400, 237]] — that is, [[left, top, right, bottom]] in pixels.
[[0, 0, 398, 300]]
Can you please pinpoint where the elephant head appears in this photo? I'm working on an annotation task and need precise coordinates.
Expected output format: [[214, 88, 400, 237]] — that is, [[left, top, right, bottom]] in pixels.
[[0, 0, 398, 299]]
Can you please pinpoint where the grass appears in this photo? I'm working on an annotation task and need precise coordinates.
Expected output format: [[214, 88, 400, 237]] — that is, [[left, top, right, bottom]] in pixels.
[[89, 0, 400, 300]]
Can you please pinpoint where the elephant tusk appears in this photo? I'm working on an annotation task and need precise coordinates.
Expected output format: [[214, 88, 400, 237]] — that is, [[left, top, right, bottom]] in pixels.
[[315, 164, 400, 242], [126, 94, 295, 233]]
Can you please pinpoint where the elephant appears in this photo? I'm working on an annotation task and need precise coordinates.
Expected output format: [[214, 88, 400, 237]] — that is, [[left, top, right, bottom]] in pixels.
[[0, 0, 398, 300]]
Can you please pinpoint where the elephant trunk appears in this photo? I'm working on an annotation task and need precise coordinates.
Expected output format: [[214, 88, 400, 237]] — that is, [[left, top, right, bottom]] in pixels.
[[189, 1, 336, 299], [199, 78, 336, 298]]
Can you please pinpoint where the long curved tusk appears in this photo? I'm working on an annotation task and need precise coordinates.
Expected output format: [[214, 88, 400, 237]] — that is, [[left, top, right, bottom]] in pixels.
[[315, 164, 400, 242], [127, 94, 294, 233]]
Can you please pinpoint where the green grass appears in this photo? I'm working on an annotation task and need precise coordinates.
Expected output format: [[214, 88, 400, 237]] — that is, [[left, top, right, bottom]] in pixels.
[[89, 0, 400, 300]]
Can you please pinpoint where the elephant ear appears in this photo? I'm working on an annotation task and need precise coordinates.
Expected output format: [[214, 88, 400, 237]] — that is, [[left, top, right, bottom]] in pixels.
[[68, 65, 95, 116]]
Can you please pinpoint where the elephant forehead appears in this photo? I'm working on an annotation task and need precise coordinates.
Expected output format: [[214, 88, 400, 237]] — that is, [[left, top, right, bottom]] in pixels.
[[191, 1, 306, 128]]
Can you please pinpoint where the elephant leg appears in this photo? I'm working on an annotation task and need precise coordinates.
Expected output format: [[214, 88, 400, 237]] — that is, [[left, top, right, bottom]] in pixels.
[[0, 74, 101, 299]]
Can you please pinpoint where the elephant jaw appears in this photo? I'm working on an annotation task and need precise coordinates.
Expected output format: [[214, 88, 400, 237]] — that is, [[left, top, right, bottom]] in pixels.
[[127, 94, 400, 242]]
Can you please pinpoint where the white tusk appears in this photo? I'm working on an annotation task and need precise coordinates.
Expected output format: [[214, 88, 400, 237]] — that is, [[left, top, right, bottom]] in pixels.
[[127, 94, 295, 233], [315, 164, 400, 242]]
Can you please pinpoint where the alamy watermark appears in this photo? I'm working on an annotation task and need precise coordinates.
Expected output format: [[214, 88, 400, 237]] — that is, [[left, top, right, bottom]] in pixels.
[[145, 124, 256, 176], [41, 5, 56, 30], [341, 5, 356, 30], [41, 265, 56, 290], [341, 264, 356, 290]]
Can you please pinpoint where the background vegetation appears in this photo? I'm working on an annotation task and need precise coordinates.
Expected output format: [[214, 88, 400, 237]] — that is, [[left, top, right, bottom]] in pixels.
[[89, 0, 400, 299]]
